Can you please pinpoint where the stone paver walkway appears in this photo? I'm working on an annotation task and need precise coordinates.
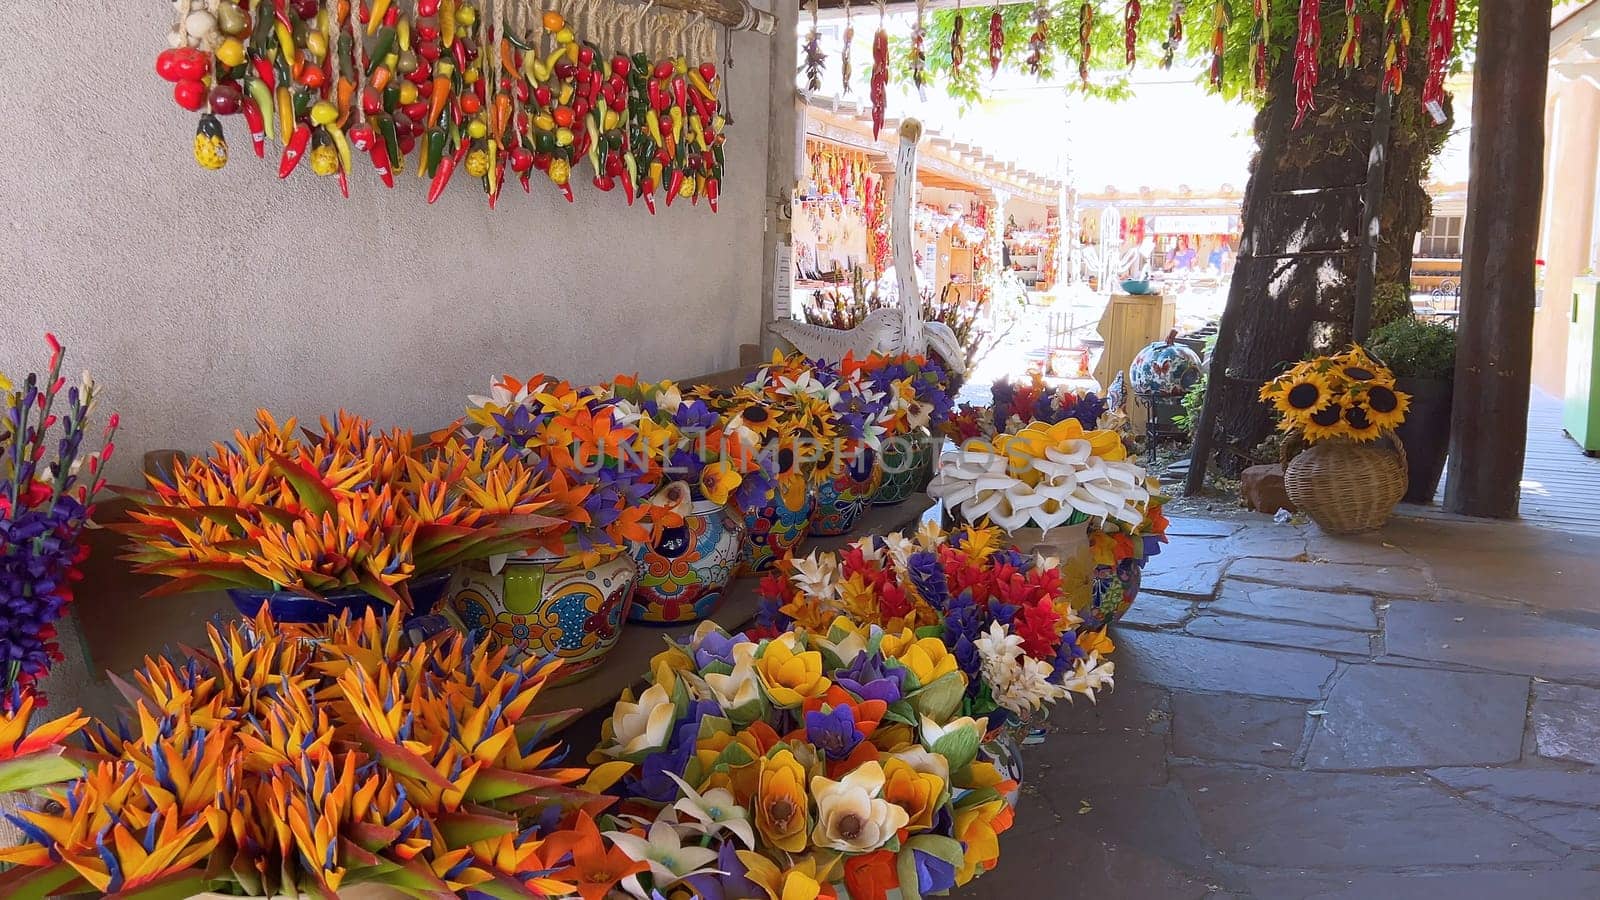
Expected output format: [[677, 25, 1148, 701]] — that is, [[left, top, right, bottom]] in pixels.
[[964, 511, 1600, 899]]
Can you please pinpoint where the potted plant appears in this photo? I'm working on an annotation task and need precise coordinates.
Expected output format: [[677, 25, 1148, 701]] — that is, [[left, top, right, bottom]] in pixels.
[[1, 334, 119, 706], [1259, 345, 1412, 533], [1368, 318, 1458, 503], [0, 611, 615, 898]]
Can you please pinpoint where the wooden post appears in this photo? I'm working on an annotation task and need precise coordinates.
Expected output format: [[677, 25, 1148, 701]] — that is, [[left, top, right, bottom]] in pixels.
[[1352, 86, 1393, 343], [1443, 0, 1551, 518]]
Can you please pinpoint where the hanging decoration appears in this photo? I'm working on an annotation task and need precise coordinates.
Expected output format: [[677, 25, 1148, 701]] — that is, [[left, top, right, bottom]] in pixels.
[[952, 6, 966, 73], [912, 0, 929, 99], [1210, 1, 1231, 90], [1027, 3, 1050, 76], [803, 140, 872, 202], [865, 175, 890, 277], [153, 0, 730, 211], [842, 0, 855, 94], [1125, 1, 1142, 67], [1339, 0, 1363, 69], [989, 7, 1005, 76], [1382, 0, 1410, 94], [1078, 2, 1095, 84], [1162, 0, 1186, 69], [872, 1, 889, 138], [1292, 0, 1321, 126], [1421, 0, 1457, 123], [1250, 0, 1270, 91], [804, 0, 825, 91]]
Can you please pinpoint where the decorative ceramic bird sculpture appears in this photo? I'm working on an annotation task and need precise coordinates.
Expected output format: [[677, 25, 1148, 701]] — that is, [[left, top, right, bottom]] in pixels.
[[772, 119, 965, 368]]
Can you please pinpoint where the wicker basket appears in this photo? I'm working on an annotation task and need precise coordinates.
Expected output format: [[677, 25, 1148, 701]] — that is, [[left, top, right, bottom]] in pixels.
[[1283, 435, 1408, 534]]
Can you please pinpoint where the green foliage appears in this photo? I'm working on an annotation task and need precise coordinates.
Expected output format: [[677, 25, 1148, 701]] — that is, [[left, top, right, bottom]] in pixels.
[[1370, 282, 1414, 331], [1173, 332, 1217, 436], [1367, 316, 1458, 381]]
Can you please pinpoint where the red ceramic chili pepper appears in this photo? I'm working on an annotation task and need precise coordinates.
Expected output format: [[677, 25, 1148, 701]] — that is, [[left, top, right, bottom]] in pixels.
[[252, 57, 277, 92], [988, 9, 1003, 76], [242, 96, 267, 157], [1292, 0, 1321, 126], [279, 122, 312, 177], [1125, 1, 1141, 66], [427, 153, 456, 203], [871, 26, 888, 139], [1421, 0, 1458, 121]]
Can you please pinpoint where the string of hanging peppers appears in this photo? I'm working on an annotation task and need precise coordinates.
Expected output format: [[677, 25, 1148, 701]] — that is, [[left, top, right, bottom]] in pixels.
[[951, 8, 965, 73], [842, 0, 855, 94], [1162, 0, 1186, 70], [1421, 0, 1456, 122], [1078, 2, 1094, 84], [1339, 0, 1362, 69], [911, 0, 928, 99], [988, 8, 1005, 77], [1026, 2, 1049, 76], [1124, 1, 1141, 67], [1249, 0, 1270, 91], [156, 0, 730, 211], [1292, 0, 1320, 126], [804, 0, 824, 91], [1383, 0, 1410, 93], [871, 1, 889, 138], [1210, 0, 1230, 90]]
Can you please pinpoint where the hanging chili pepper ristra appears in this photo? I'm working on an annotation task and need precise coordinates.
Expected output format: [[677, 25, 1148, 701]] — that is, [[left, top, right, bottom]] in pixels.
[[988, 7, 1004, 77], [952, 6, 965, 74], [1162, 0, 1186, 70], [1421, 0, 1456, 122], [1124, 0, 1141, 67], [1027, 2, 1049, 77], [1210, 0, 1231, 90], [1078, 2, 1095, 84], [1250, 0, 1270, 91], [1383, 0, 1411, 93], [871, 1, 889, 139], [804, 0, 825, 92], [842, 0, 855, 95], [1340, 0, 1363, 69], [912, 0, 928, 99], [1292, 0, 1321, 126]]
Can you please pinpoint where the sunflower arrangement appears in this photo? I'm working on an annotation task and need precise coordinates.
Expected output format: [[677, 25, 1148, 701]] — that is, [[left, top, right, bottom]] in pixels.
[[1259, 345, 1411, 444]]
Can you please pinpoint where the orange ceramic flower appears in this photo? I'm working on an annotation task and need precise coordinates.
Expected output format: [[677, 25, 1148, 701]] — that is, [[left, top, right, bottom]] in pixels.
[[842, 849, 899, 900], [754, 637, 831, 708], [755, 748, 811, 853], [953, 798, 1008, 885], [548, 811, 648, 900], [882, 757, 946, 832]]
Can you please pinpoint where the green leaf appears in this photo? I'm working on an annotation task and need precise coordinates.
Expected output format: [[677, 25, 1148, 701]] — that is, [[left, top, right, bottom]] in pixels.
[[271, 452, 339, 517], [908, 671, 966, 722], [884, 699, 919, 727], [0, 750, 84, 793], [436, 807, 519, 846], [0, 864, 84, 900], [931, 726, 982, 772], [105, 870, 211, 900]]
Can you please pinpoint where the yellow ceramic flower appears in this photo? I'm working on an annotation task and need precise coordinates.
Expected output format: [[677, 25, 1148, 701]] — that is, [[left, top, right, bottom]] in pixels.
[[1077, 627, 1116, 657], [881, 632, 960, 686], [698, 460, 742, 506], [755, 637, 831, 708], [755, 748, 811, 853], [598, 682, 675, 758], [953, 798, 1008, 885], [736, 851, 827, 900], [882, 757, 946, 832]]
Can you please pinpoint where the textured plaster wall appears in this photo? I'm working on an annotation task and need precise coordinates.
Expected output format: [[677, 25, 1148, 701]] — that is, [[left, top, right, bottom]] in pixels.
[[1533, 79, 1600, 397], [0, 1, 774, 483]]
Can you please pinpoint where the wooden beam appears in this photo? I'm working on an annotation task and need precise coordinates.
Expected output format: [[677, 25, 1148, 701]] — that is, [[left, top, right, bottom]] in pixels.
[[1443, 0, 1552, 518], [652, 0, 778, 33]]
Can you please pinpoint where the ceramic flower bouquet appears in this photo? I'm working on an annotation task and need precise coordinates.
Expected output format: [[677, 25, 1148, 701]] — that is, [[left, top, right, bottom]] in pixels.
[[756, 523, 1116, 726], [1259, 345, 1410, 444], [0, 335, 118, 705], [941, 374, 1111, 444], [119, 411, 562, 623], [857, 355, 956, 507], [0, 611, 622, 898], [589, 621, 1017, 899]]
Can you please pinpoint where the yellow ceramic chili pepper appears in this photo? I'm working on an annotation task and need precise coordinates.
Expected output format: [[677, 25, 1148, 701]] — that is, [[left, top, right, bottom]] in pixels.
[[367, 0, 391, 35]]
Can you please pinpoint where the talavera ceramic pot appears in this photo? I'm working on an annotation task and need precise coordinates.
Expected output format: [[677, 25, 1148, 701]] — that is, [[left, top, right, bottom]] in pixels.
[[629, 499, 746, 624]]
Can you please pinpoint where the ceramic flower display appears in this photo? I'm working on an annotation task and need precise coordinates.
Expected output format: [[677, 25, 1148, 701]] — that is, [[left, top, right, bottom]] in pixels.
[[0, 334, 119, 705], [756, 523, 1117, 724], [930, 417, 1154, 533], [119, 411, 563, 613], [942, 373, 1111, 444], [0, 611, 621, 898], [589, 621, 1018, 898], [1259, 345, 1411, 443]]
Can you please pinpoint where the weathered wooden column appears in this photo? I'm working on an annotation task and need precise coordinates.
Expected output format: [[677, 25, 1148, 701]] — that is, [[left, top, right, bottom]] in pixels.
[[1443, 0, 1552, 518]]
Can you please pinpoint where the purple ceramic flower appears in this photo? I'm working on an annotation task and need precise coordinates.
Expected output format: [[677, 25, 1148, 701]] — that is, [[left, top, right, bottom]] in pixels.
[[805, 704, 866, 761], [914, 848, 959, 895], [680, 841, 763, 900]]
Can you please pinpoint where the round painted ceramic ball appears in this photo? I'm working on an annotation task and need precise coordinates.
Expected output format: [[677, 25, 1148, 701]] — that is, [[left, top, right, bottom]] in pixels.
[[1129, 339, 1203, 397]]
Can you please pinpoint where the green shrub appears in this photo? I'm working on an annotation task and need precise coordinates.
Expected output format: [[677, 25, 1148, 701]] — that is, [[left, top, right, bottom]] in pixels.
[[1368, 317, 1458, 381], [1370, 283, 1414, 331]]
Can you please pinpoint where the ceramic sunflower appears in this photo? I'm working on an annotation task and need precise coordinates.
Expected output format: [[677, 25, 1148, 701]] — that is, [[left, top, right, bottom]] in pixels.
[[1261, 345, 1409, 445]]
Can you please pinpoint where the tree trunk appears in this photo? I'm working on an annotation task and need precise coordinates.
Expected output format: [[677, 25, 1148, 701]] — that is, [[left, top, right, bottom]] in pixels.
[[1203, 23, 1449, 473]]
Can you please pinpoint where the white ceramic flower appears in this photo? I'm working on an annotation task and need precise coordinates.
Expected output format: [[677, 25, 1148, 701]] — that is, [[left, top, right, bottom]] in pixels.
[[790, 551, 840, 604], [918, 713, 990, 751], [664, 772, 757, 848], [814, 625, 868, 667], [704, 643, 763, 710], [606, 816, 720, 890], [601, 682, 676, 758], [810, 762, 909, 853], [1060, 651, 1116, 702], [890, 745, 952, 786]]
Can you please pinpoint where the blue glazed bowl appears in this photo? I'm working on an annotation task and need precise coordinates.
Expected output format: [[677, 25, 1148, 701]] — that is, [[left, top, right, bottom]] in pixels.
[[1121, 279, 1153, 295], [227, 570, 452, 624]]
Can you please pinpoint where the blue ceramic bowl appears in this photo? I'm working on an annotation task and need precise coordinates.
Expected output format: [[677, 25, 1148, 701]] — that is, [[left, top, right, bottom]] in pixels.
[[227, 570, 452, 624], [1121, 279, 1153, 295]]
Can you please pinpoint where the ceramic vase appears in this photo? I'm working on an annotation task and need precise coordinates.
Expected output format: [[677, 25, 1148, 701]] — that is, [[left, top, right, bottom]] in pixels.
[[1084, 560, 1144, 632], [446, 546, 635, 685], [811, 447, 884, 537], [629, 499, 746, 624], [227, 570, 452, 625], [872, 429, 936, 506], [736, 473, 815, 576]]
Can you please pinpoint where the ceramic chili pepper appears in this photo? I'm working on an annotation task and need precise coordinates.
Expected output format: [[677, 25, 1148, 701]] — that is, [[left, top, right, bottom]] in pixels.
[[193, 114, 229, 169], [242, 96, 267, 156], [1079, 2, 1095, 83], [1340, 0, 1362, 69], [988, 8, 1003, 76], [1421, 0, 1457, 122], [279, 121, 312, 177], [1125, 0, 1141, 66], [1292, 0, 1321, 126], [1210, 0, 1229, 89], [952, 11, 964, 72], [871, 23, 888, 139], [426, 153, 456, 202]]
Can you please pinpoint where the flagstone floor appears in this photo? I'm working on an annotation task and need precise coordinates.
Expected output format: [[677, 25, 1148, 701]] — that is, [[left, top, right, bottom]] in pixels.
[[964, 510, 1600, 899]]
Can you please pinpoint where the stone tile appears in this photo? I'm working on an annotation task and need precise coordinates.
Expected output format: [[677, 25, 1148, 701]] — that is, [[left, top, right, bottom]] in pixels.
[[1184, 614, 1373, 655], [1300, 529, 1423, 567], [1141, 538, 1227, 599], [1304, 664, 1528, 770], [1242, 869, 1600, 900], [1171, 692, 1305, 764], [1119, 592, 1193, 629], [1225, 557, 1431, 598], [1220, 527, 1310, 561], [1175, 765, 1561, 867], [1428, 767, 1600, 850], [1532, 682, 1600, 766], [1385, 598, 1600, 683], [1211, 581, 1378, 631], [1115, 630, 1337, 700], [1165, 517, 1245, 539], [1054, 679, 1171, 736]]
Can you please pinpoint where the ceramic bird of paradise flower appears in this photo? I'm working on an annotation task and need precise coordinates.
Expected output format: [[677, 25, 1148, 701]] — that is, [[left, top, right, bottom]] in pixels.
[[588, 621, 1018, 899]]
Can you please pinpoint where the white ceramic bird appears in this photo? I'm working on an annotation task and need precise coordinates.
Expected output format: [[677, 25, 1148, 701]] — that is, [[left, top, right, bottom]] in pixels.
[[772, 119, 965, 369]]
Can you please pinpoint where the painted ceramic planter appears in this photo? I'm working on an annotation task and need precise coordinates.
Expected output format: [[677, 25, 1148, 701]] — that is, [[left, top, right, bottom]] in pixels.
[[226, 571, 451, 625], [736, 473, 815, 576], [446, 547, 635, 685], [811, 447, 884, 537], [1083, 559, 1144, 632], [872, 429, 936, 506], [629, 499, 746, 624]]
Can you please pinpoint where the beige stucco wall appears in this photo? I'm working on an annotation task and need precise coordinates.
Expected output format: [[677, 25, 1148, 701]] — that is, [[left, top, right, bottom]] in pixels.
[[1534, 77, 1600, 397], [0, 2, 776, 483]]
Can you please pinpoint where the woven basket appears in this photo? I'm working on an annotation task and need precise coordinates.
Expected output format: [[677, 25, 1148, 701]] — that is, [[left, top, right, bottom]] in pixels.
[[1283, 434, 1408, 534]]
